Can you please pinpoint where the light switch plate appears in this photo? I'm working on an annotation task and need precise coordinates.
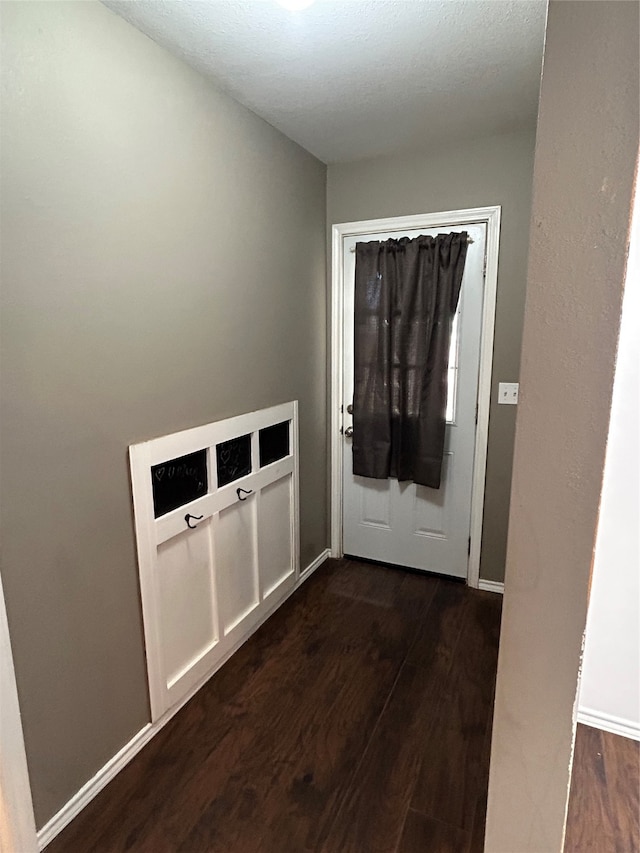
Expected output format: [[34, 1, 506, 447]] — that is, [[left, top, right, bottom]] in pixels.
[[498, 382, 519, 405]]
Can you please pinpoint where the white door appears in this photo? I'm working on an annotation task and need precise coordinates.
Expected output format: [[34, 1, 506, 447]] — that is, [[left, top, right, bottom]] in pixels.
[[342, 223, 486, 578]]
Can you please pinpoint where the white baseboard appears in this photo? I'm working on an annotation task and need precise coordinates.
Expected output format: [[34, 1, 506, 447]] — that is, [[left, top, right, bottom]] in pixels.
[[577, 706, 640, 742], [478, 579, 504, 594], [37, 548, 332, 850], [299, 548, 331, 582], [37, 723, 154, 849]]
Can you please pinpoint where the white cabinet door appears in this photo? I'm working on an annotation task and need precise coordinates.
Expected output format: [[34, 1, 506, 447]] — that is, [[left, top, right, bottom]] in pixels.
[[342, 225, 486, 578], [130, 403, 298, 720]]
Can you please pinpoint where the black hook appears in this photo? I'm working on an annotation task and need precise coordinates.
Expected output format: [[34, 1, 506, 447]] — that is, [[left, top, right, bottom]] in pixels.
[[185, 513, 204, 529], [236, 488, 253, 501]]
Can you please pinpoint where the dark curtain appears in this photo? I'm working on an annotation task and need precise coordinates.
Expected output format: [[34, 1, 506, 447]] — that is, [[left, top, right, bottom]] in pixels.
[[352, 232, 468, 489]]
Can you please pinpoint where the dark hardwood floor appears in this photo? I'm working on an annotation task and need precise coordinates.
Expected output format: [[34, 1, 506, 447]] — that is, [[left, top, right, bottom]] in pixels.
[[565, 723, 640, 853], [45, 558, 502, 853]]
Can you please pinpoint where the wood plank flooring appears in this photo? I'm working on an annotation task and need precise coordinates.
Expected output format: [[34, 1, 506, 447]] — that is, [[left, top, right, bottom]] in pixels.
[[565, 723, 640, 853], [45, 558, 502, 853]]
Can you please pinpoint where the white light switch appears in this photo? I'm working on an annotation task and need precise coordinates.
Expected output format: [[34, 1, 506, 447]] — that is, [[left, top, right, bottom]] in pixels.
[[498, 382, 519, 405]]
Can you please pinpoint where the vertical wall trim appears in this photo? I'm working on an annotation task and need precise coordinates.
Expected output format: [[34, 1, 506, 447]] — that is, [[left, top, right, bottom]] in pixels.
[[0, 572, 38, 853]]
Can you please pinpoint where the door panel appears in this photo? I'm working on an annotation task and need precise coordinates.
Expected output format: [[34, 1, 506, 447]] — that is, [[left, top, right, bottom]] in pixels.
[[360, 477, 392, 529], [259, 475, 294, 598], [342, 224, 486, 578], [216, 498, 259, 635], [157, 520, 217, 685], [413, 452, 452, 539]]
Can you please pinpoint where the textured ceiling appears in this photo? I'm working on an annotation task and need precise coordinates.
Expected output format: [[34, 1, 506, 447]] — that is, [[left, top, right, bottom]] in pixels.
[[102, 0, 547, 164]]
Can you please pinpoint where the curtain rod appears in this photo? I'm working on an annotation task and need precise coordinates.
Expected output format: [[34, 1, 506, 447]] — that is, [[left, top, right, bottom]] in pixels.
[[350, 235, 474, 252]]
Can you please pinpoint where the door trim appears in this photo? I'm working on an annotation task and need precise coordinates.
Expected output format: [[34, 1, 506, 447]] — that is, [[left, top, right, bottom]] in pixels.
[[0, 571, 38, 852], [330, 206, 501, 588]]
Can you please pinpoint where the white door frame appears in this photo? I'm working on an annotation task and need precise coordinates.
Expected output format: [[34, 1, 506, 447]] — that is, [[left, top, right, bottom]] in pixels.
[[330, 206, 501, 588], [0, 570, 38, 852]]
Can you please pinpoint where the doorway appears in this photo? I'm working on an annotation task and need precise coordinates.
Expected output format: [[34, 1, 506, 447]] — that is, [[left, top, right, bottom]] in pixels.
[[330, 207, 501, 586]]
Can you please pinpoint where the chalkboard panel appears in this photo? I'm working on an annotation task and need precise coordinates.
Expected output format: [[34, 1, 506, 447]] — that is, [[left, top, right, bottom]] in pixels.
[[151, 449, 208, 518], [216, 434, 252, 487], [259, 421, 290, 467]]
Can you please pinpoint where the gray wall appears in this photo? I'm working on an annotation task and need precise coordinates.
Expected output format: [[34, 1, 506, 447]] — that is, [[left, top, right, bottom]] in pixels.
[[327, 129, 537, 583], [0, 1, 327, 828], [485, 2, 639, 850]]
